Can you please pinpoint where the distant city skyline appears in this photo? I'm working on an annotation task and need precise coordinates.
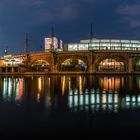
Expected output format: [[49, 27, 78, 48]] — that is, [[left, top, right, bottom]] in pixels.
[[0, 0, 140, 55]]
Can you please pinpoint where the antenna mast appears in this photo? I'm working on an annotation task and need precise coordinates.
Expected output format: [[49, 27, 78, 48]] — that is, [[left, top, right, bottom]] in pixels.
[[88, 23, 93, 49], [90, 23, 93, 43], [51, 27, 54, 50], [24, 32, 29, 54]]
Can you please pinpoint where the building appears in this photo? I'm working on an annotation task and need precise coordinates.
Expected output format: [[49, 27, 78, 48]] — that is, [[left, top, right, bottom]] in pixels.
[[44, 37, 63, 51], [67, 38, 140, 51], [1, 55, 24, 66]]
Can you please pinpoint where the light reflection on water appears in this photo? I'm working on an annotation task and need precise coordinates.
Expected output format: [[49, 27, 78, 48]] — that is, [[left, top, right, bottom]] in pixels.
[[2, 77, 24, 104], [1, 75, 140, 113]]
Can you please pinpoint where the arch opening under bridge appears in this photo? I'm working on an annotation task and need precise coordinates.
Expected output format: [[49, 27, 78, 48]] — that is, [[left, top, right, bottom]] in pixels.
[[59, 59, 88, 72], [134, 59, 140, 71], [31, 60, 51, 72], [97, 58, 125, 72]]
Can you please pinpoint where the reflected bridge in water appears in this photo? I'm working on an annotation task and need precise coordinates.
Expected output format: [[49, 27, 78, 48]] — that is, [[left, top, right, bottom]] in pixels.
[[1, 75, 140, 113]]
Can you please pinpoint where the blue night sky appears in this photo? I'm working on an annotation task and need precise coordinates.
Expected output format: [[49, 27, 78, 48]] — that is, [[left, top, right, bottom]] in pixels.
[[0, 0, 140, 55]]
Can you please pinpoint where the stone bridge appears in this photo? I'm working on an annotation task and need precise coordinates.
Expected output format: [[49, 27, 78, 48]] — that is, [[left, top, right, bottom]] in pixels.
[[25, 50, 140, 74]]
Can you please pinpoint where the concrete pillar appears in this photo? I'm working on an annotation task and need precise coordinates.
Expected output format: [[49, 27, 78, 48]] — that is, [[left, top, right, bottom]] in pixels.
[[128, 58, 133, 74]]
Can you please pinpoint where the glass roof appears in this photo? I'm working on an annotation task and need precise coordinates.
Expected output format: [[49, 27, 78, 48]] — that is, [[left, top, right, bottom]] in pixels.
[[80, 39, 140, 44]]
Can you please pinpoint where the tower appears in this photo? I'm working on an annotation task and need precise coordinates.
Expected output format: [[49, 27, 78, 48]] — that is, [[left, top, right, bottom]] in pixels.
[[90, 23, 93, 43], [51, 27, 54, 49], [24, 33, 29, 54], [24, 33, 29, 66]]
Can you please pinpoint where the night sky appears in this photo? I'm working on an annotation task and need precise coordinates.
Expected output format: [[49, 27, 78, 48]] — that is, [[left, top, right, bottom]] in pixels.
[[0, 0, 140, 55]]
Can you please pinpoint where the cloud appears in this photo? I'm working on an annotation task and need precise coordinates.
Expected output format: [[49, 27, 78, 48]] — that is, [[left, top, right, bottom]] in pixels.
[[118, 1, 140, 28], [0, 0, 110, 25], [0, 0, 115, 55], [11, 0, 82, 24], [5, 0, 107, 24]]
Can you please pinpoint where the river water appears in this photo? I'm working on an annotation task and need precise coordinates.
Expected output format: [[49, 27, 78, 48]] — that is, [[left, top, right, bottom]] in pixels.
[[0, 75, 140, 138]]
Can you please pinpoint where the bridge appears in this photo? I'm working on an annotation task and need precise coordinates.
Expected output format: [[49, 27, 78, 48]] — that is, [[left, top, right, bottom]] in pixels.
[[1, 38, 140, 74], [0, 49, 140, 74]]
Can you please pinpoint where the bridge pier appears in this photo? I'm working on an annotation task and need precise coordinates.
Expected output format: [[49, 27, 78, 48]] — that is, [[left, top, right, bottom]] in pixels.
[[128, 58, 133, 74], [88, 52, 96, 73], [52, 64, 58, 73], [93, 61, 96, 73], [88, 62, 96, 73], [88, 64, 93, 73]]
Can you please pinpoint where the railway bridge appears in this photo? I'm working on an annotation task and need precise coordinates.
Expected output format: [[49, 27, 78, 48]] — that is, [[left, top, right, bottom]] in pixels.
[[21, 50, 140, 74], [1, 37, 140, 74]]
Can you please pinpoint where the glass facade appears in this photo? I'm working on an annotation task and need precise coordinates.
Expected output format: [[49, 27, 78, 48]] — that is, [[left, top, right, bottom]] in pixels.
[[68, 39, 140, 51]]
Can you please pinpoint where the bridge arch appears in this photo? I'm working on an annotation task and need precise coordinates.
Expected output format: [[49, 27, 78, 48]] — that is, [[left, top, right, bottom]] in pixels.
[[96, 55, 126, 72], [58, 57, 88, 72], [31, 60, 51, 72], [133, 58, 140, 71]]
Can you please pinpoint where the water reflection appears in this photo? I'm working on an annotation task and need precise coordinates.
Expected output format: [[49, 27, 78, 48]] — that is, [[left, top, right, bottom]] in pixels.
[[37, 77, 42, 103], [1, 75, 140, 113], [2, 77, 24, 104], [16, 78, 24, 103], [68, 89, 120, 112], [99, 77, 123, 91]]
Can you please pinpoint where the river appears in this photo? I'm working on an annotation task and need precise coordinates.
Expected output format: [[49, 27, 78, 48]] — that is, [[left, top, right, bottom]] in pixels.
[[0, 75, 140, 138]]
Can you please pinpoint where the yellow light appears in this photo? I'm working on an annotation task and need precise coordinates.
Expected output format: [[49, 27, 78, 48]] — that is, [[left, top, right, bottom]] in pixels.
[[79, 76, 82, 94], [38, 77, 42, 92], [62, 76, 66, 96], [37, 77, 42, 102], [68, 77, 71, 93]]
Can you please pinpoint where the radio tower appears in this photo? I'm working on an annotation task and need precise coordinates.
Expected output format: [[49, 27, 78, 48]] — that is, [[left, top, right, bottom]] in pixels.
[[51, 27, 54, 50], [24, 33, 29, 66], [90, 23, 93, 44], [24, 32, 29, 54], [88, 23, 93, 49]]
